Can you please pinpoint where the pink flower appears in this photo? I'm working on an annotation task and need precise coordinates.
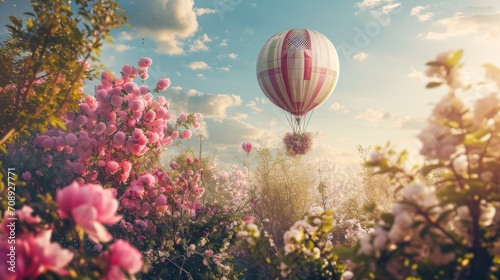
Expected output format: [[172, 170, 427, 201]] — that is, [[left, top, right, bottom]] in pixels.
[[119, 160, 132, 173], [101, 240, 143, 280], [110, 94, 122, 107], [105, 161, 120, 174], [139, 85, 149, 95], [124, 82, 138, 93], [130, 100, 144, 112], [121, 64, 134, 77], [114, 131, 126, 146], [103, 125, 117, 136], [138, 57, 152, 68], [205, 250, 214, 256], [79, 103, 91, 115], [42, 138, 56, 149], [65, 133, 78, 146], [94, 122, 106, 135], [155, 195, 167, 207], [0, 230, 74, 280], [75, 115, 88, 126], [156, 78, 171, 91], [181, 130, 192, 139], [171, 131, 180, 139], [178, 113, 188, 122], [143, 110, 156, 122], [22, 171, 32, 181], [57, 182, 122, 243], [1, 206, 41, 233]]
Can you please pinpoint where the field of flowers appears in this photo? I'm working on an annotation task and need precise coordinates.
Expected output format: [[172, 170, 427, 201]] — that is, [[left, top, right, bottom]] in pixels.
[[2, 1, 500, 280]]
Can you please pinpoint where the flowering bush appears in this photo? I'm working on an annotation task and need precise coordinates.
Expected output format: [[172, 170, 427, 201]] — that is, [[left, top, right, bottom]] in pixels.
[[236, 206, 349, 279], [350, 50, 500, 279], [1, 57, 249, 279]]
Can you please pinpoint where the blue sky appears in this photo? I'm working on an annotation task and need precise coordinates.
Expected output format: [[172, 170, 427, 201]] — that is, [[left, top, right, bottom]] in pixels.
[[2, 0, 500, 166]]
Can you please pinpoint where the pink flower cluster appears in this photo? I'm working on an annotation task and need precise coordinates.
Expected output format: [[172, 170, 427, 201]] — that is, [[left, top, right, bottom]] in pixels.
[[283, 132, 313, 156], [25, 57, 202, 188]]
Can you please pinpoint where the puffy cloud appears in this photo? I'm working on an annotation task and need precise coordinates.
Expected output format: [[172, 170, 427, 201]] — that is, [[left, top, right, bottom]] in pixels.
[[355, 0, 392, 10], [354, 0, 401, 16], [197, 73, 205, 79], [356, 108, 384, 123], [187, 61, 210, 70], [129, 0, 198, 55], [356, 108, 426, 129], [352, 52, 368, 61], [203, 118, 276, 146], [194, 7, 216, 16], [419, 11, 500, 41], [219, 39, 228, 47], [114, 44, 134, 52], [228, 53, 239, 59], [330, 102, 349, 113], [189, 33, 212, 52], [408, 66, 426, 81], [231, 113, 249, 120], [217, 66, 231, 72], [410, 5, 434, 22], [165, 88, 242, 119], [119, 31, 133, 41], [246, 100, 262, 113]]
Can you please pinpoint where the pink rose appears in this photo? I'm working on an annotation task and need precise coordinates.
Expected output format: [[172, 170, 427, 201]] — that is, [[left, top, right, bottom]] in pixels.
[[0, 230, 74, 280], [181, 130, 192, 139], [105, 161, 120, 174], [178, 113, 188, 122], [57, 182, 122, 243], [101, 240, 143, 280], [137, 57, 152, 68], [156, 78, 171, 91]]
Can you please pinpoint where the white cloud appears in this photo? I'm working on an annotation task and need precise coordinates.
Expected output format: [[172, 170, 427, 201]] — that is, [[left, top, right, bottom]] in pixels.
[[166, 88, 243, 119], [356, 108, 385, 123], [352, 52, 368, 61], [231, 113, 249, 120], [410, 5, 434, 22], [114, 44, 134, 52], [217, 66, 231, 71], [380, 3, 401, 15], [228, 53, 238, 59], [189, 33, 212, 52], [195, 7, 216, 16], [130, 0, 199, 55], [197, 73, 205, 79], [419, 11, 500, 41], [187, 61, 210, 70], [355, 0, 392, 10], [407, 66, 426, 81], [246, 101, 262, 113], [119, 31, 133, 41], [355, 0, 401, 16], [219, 39, 228, 47], [330, 102, 349, 113], [356, 108, 426, 129], [251, 3, 257, 8]]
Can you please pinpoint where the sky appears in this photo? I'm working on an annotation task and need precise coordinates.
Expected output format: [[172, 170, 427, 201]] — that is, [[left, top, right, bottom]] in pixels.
[[2, 0, 500, 168]]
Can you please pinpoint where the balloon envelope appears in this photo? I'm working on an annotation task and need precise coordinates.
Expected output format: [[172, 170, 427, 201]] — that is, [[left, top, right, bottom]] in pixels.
[[256, 29, 339, 117], [242, 142, 252, 154]]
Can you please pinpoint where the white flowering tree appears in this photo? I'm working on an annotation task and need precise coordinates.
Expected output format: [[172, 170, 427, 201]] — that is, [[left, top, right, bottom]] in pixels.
[[349, 50, 500, 279]]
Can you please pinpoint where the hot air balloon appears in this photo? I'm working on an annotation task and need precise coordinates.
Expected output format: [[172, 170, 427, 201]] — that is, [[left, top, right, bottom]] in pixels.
[[242, 141, 252, 156], [256, 29, 340, 156]]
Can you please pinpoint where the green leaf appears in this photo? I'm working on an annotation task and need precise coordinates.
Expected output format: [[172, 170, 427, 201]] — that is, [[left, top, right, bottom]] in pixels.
[[426, 61, 444, 67], [419, 163, 443, 176], [426, 82, 443, 89]]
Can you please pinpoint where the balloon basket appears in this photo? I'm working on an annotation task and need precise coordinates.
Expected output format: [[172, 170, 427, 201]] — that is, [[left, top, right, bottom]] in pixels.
[[283, 132, 313, 156]]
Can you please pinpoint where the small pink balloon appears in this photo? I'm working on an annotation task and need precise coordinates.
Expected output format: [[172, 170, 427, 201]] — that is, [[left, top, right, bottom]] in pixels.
[[242, 142, 252, 155]]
